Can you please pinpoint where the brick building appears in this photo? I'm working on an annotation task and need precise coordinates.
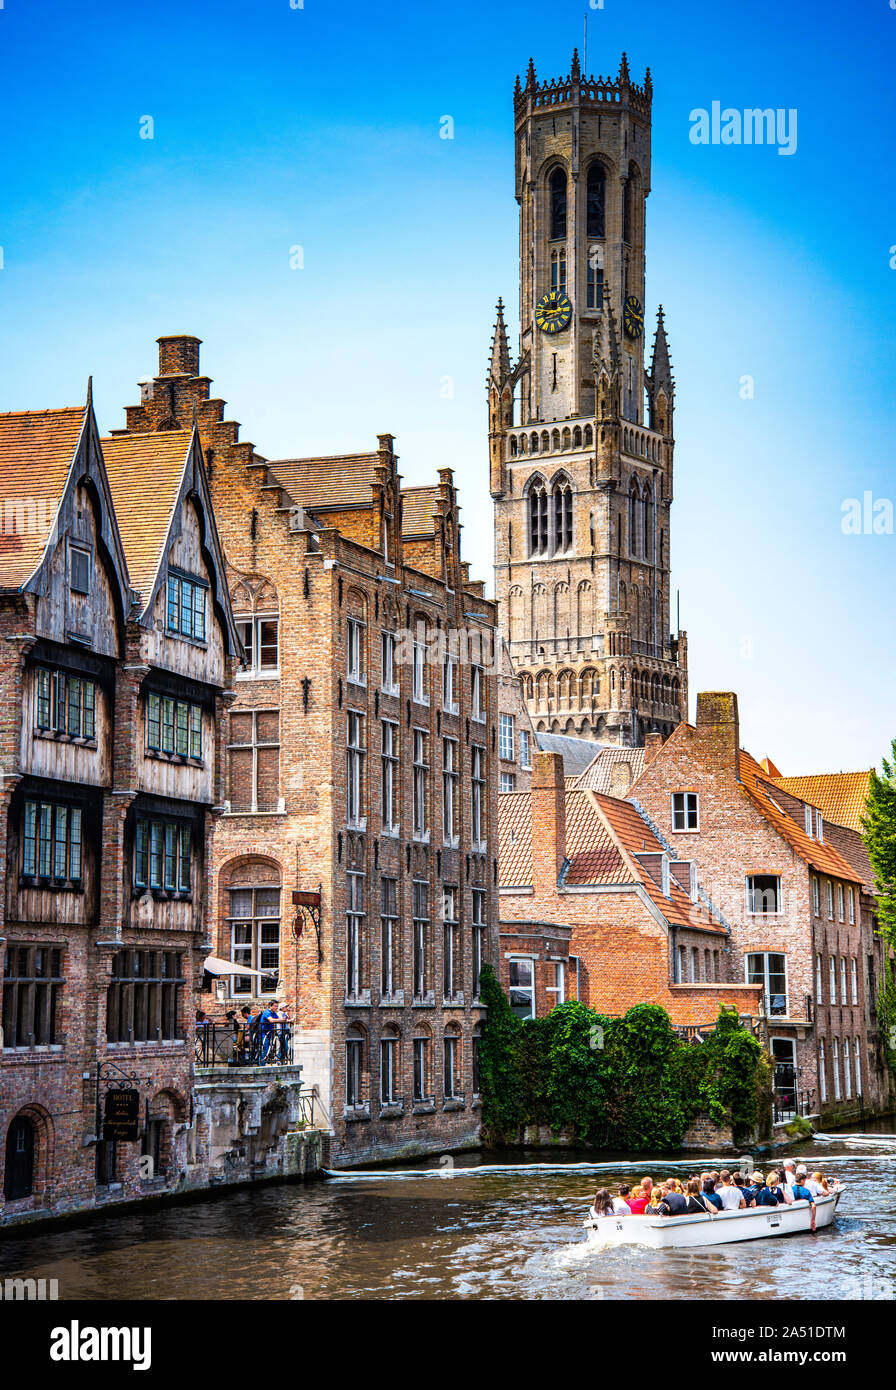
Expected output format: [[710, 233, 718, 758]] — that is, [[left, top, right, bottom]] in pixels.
[[498, 749, 762, 1026], [0, 392, 242, 1222], [117, 335, 501, 1165], [489, 53, 688, 746], [627, 692, 893, 1119]]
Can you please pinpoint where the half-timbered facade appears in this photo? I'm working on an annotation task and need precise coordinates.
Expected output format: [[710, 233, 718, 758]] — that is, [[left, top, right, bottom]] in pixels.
[[0, 394, 240, 1223]]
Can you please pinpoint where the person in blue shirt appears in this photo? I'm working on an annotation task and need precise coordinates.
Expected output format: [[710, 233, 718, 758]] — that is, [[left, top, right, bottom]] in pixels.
[[755, 1174, 781, 1207], [790, 1178, 817, 1232], [701, 1177, 724, 1211]]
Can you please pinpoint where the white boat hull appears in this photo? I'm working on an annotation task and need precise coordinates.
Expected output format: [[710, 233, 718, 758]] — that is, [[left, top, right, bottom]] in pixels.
[[585, 1191, 842, 1249]]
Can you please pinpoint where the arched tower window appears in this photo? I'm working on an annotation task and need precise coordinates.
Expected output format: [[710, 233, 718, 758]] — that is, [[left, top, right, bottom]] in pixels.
[[629, 481, 640, 556], [550, 248, 567, 295], [528, 479, 548, 556], [622, 169, 633, 245], [552, 478, 573, 553], [549, 167, 567, 240], [586, 163, 606, 240]]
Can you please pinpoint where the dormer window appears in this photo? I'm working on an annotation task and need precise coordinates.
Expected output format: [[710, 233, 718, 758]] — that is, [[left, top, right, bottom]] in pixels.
[[69, 544, 91, 595], [166, 573, 206, 642]]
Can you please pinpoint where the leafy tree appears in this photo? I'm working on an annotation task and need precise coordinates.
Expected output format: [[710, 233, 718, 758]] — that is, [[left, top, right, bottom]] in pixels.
[[862, 739, 896, 949]]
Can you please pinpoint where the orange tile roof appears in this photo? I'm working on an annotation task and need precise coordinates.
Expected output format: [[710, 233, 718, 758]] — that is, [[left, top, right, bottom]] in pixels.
[[267, 454, 381, 513], [771, 772, 872, 834], [101, 431, 192, 605], [401, 487, 440, 537], [0, 407, 86, 588], [741, 783, 862, 883], [498, 786, 723, 932]]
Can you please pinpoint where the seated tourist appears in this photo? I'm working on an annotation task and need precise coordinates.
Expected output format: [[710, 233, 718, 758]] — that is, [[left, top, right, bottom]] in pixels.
[[590, 1188, 616, 1219], [717, 1169, 746, 1210], [806, 1170, 829, 1197], [627, 1185, 649, 1214], [790, 1173, 817, 1231], [702, 1177, 724, 1211], [683, 1176, 712, 1214], [756, 1171, 786, 1206], [612, 1185, 632, 1214], [655, 1178, 689, 1217], [772, 1167, 794, 1204]]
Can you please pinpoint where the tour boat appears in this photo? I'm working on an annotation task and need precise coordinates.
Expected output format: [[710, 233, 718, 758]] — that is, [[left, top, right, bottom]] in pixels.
[[585, 1190, 842, 1249]]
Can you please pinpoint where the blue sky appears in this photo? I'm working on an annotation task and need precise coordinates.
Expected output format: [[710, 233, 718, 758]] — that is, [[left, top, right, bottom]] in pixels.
[[1, 0, 893, 773]]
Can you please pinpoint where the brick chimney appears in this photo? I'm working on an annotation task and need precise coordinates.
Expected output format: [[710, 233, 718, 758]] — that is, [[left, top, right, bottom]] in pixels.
[[157, 335, 201, 378], [695, 692, 740, 781], [644, 730, 664, 765], [531, 751, 566, 896]]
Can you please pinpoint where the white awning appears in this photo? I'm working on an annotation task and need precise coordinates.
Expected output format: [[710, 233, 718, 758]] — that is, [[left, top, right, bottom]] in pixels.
[[203, 955, 270, 980]]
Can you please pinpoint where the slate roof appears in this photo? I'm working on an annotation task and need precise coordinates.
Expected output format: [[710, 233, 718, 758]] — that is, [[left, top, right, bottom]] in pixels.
[[535, 732, 603, 775], [0, 407, 86, 588], [574, 745, 647, 792], [400, 487, 440, 537], [266, 454, 381, 512]]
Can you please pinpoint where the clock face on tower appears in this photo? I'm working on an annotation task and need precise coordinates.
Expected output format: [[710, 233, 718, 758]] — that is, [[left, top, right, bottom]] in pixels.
[[623, 295, 644, 339], [535, 290, 573, 334]]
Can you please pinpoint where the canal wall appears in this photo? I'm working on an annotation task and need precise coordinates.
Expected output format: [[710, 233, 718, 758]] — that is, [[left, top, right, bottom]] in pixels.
[[506, 1111, 735, 1154]]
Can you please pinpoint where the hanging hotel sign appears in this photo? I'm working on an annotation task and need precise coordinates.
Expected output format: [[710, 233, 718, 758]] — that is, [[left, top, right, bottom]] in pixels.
[[103, 1088, 140, 1142]]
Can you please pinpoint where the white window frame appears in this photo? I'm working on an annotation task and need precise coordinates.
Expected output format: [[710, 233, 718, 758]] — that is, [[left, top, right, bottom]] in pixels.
[[499, 713, 515, 762], [381, 877, 398, 998], [818, 1039, 827, 1104], [381, 630, 399, 696], [519, 728, 532, 769], [412, 729, 429, 842], [851, 957, 858, 1006], [843, 1036, 852, 1098], [347, 618, 366, 686], [671, 791, 699, 832], [545, 960, 565, 1007], [500, 772, 517, 793], [346, 711, 365, 830], [380, 1037, 399, 1105], [412, 628, 429, 706], [840, 955, 847, 1006], [442, 737, 459, 846], [442, 649, 459, 715], [508, 956, 535, 1020], [827, 880, 834, 919], [745, 874, 783, 916], [829, 955, 837, 1006], [443, 1033, 459, 1099], [442, 886, 460, 1001], [812, 875, 820, 915], [804, 805, 813, 837], [848, 886, 855, 924], [832, 1037, 841, 1100], [816, 809, 824, 841], [815, 953, 823, 1006], [381, 720, 399, 836], [471, 664, 486, 723], [745, 951, 788, 1017], [837, 883, 845, 922], [471, 744, 486, 850], [235, 613, 279, 679], [854, 1037, 862, 1096]]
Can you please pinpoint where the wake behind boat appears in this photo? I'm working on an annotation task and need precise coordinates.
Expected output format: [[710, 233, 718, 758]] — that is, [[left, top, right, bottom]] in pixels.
[[585, 1189, 842, 1249]]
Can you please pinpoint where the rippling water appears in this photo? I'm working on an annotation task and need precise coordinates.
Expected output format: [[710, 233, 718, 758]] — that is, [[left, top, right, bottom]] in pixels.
[[2, 1126, 895, 1300]]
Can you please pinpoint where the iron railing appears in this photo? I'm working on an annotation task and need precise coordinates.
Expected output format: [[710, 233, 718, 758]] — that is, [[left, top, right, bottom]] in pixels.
[[195, 1021, 294, 1067]]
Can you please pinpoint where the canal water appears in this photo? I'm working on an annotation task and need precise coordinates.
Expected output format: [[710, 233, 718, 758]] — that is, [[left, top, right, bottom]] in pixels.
[[2, 1126, 894, 1300]]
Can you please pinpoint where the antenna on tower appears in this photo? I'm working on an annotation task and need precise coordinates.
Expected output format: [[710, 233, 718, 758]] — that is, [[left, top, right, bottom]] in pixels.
[[677, 589, 681, 634], [583, 11, 587, 77]]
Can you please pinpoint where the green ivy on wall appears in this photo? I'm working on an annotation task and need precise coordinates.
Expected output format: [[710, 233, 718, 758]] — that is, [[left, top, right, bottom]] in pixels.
[[477, 964, 772, 1151]]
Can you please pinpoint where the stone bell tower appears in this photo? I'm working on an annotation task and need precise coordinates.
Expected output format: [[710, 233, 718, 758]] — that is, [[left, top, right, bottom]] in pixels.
[[489, 50, 687, 748]]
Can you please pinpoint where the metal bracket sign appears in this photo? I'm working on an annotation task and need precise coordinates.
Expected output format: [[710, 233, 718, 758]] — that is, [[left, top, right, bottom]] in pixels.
[[103, 1087, 140, 1142], [292, 885, 323, 964]]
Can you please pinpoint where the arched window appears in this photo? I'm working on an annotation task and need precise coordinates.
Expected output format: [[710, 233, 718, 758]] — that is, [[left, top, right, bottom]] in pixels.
[[549, 167, 567, 240], [528, 479, 548, 555], [629, 482, 639, 556], [530, 432, 539, 454], [623, 169, 634, 245], [584, 424, 593, 447], [4, 1114, 35, 1200], [552, 478, 573, 553], [222, 858, 282, 997], [586, 163, 606, 239]]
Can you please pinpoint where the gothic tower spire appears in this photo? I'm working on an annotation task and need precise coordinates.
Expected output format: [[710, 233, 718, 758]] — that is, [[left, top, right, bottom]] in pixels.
[[491, 53, 687, 749]]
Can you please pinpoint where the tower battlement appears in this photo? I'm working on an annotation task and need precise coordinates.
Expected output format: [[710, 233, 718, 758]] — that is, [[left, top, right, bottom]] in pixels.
[[513, 51, 652, 123]]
